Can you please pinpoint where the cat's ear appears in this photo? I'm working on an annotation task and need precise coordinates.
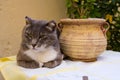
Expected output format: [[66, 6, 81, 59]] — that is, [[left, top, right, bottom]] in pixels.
[[46, 20, 56, 32], [25, 16, 32, 25]]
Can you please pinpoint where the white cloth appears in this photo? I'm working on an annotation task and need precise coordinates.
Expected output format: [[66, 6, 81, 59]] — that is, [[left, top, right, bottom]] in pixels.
[[19, 50, 120, 80]]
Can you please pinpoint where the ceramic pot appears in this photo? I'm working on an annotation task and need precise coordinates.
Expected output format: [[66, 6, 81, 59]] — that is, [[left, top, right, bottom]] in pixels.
[[59, 18, 109, 62]]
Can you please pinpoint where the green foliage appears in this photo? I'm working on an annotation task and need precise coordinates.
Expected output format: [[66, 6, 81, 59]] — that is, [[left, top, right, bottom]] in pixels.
[[66, 0, 120, 51]]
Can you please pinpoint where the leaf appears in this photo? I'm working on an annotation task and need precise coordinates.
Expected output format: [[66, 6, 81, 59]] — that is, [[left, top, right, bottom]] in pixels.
[[66, 0, 72, 8], [74, 0, 79, 2], [105, 14, 113, 23], [87, 0, 96, 2], [107, 30, 111, 40]]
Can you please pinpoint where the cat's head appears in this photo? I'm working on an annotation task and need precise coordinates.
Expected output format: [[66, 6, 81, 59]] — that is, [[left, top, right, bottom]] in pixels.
[[22, 16, 57, 50]]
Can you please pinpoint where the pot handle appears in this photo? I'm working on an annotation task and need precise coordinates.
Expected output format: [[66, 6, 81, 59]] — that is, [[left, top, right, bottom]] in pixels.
[[100, 22, 110, 38], [58, 23, 63, 32], [56, 23, 63, 38]]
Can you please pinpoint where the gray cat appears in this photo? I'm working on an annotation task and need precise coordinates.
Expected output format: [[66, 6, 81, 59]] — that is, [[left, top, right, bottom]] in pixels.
[[17, 16, 63, 68]]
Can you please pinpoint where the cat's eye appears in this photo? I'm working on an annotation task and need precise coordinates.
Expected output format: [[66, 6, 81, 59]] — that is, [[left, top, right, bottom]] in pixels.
[[28, 33, 32, 37], [39, 33, 47, 40], [25, 33, 33, 40]]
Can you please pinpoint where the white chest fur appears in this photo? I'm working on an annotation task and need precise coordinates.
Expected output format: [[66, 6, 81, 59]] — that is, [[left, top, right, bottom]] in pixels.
[[24, 46, 58, 66]]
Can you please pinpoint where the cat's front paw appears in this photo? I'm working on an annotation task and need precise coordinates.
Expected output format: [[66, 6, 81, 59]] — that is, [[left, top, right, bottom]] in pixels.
[[43, 60, 61, 68], [17, 60, 40, 69]]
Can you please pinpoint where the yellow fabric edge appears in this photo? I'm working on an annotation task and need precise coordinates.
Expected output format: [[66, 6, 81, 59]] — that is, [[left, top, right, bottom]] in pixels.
[[0, 56, 29, 80], [0, 56, 16, 62]]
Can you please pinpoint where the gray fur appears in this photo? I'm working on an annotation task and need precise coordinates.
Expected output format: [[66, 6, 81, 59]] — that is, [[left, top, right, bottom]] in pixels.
[[17, 16, 63, 68]]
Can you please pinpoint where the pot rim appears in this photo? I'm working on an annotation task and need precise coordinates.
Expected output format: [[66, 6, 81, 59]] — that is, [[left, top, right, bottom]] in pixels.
[[60, 18, 106, 25]]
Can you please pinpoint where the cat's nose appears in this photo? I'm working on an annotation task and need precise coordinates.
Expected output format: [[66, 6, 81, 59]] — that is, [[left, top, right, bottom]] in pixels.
[[32, 44, 36, 48]]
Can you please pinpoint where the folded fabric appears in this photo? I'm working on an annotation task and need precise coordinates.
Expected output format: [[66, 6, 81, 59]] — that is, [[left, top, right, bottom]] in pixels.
[[0, 50, 120, 80]]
